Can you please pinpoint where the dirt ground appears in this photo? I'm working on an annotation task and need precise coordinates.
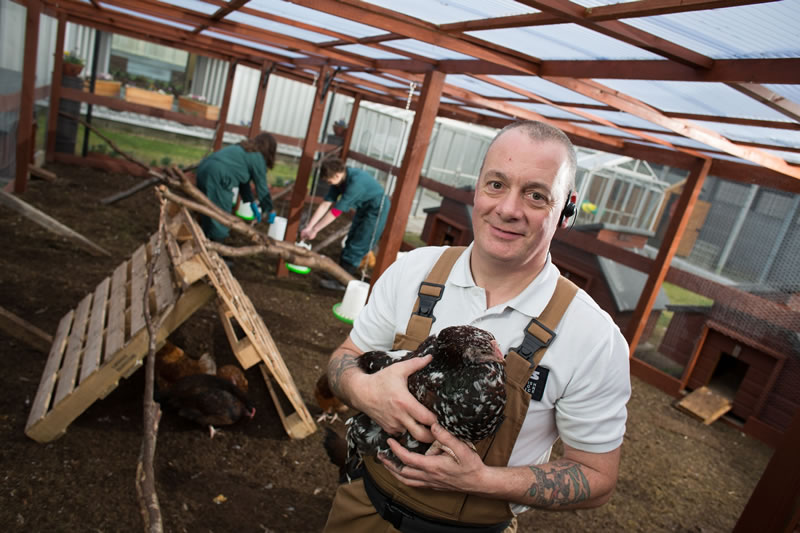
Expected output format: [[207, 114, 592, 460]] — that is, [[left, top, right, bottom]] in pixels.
[[0, 163, 774, 532]]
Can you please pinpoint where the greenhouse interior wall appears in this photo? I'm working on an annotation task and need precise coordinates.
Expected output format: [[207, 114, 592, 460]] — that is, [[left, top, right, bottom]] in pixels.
[[2, 0, 798, 446]]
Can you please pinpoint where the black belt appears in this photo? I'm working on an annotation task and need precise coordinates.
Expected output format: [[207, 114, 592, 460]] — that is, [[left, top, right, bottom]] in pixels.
[[362, 469, 510, 533]]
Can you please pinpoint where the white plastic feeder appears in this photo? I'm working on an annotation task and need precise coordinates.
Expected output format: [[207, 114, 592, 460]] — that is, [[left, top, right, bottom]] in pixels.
[[333, 280, 369, 324]]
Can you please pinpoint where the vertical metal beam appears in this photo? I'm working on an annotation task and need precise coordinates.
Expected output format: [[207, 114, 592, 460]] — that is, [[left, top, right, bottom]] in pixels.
[[372, 70, 445, 283], [733, 406, 800, 533], [213, 60, 237, 152], [15, 0, 42, 194], [46, 14, 68, 163], [626, 157, 711, 354], [278, 64, 330, 278], [759, 195, 800, 283], [340, 94, 360, 161], [248, 62, 272, 138]]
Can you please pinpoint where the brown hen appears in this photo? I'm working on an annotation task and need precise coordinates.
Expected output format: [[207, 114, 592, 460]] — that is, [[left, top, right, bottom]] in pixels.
[[314, 373, 348, 423], [155, 341, 216, 392]]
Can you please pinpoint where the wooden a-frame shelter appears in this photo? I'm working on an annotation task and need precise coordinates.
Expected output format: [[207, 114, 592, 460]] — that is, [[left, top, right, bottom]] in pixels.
[[6, 1, 800, 530]]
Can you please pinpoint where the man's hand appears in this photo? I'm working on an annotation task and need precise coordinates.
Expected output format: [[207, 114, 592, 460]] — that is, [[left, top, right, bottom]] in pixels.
[[251, 201, 262, 223], [380, 423, 486, 492], [352, 354, 437, 444]]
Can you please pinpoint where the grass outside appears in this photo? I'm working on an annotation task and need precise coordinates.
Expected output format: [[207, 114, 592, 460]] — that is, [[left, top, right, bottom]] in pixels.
[[648, 281, 715, 350], [36, 111, 298, 186]]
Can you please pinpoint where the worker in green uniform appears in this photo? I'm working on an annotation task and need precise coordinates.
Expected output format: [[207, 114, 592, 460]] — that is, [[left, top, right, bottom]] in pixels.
[[195, 132, 277, 242], [300, 158, 390, 289]]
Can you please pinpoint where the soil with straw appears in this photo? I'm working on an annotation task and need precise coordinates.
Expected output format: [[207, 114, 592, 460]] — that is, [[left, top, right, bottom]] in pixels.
[[0, 164, 773, 532]]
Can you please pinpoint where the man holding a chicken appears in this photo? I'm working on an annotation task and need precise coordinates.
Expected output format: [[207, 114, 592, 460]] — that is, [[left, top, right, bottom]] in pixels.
[[323, 121, 632, 533]]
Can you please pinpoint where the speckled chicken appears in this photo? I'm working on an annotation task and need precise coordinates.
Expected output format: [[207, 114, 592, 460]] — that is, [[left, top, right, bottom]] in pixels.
[[344, 325, 506, 478]]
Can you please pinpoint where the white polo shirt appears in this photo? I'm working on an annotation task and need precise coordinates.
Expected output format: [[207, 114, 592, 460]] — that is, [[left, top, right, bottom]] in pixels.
[[351, 244, 631, 471]]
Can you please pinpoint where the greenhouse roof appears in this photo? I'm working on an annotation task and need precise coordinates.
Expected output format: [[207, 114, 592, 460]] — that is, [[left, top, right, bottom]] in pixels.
[[31, 0, 800, 191]]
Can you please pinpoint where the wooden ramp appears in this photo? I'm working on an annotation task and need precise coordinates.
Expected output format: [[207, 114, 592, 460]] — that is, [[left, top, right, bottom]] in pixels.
[[675, 386, 733, 425], [26, 205, 316, 443]]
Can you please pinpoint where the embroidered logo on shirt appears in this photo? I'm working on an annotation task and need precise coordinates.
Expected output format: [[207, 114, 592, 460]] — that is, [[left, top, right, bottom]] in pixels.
[[524, 366, 549, 401]]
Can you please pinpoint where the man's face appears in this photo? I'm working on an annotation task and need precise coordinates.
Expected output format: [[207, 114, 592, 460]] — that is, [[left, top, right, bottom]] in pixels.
[[471, 129, 571, 270], [326, 170, 346, 185]]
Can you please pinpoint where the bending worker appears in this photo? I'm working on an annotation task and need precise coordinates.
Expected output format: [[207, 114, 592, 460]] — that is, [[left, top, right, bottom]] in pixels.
[[195, 132, 277, 242], [300, 157, 390, 282], [323, 121, 631, 532]]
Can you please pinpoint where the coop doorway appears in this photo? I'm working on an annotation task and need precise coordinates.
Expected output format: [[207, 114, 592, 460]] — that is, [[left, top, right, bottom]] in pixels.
[[708, 351, 748, 400]]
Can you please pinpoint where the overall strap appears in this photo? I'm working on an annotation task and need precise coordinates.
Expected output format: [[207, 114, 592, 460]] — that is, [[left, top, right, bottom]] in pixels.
[[508, 275, 579, 368], [401, 246, 465, 346]]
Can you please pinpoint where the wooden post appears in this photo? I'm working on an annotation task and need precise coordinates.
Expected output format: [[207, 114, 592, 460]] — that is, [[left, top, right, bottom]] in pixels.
[[248, 61, 272, 138], [45, 14, 68, 163], [372, 70, 445, 282], [278, 65, 330, 278], [625, 157, 711, 353], [733, 406, 800, 533], [213, 60, 237, 152], [340, 94, 360, 161], [15, 0, 41, 194]]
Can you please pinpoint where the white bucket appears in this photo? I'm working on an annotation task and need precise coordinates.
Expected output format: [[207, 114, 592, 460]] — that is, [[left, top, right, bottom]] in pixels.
[[337, 280, 370, 320], [268, 216, 287, 241]]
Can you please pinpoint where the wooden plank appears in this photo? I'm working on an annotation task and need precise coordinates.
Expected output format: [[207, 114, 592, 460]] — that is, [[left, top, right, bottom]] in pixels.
[[218, 301, 260, 369], [53, 293, 92, 406], [259, 364, 316, 439], [104, 262, 128, 361], [152, 238, 177, 312], [0, 305, 53, 353], [129, 244, 147, 336], [79, 277, 110, 383], [25, 310, 73, 432], [25, 281, 215, 443], [0, 190, 110, 257], [675, 386, 733, 425]]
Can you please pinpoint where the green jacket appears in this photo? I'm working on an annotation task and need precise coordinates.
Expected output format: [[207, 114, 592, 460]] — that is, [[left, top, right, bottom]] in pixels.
[[196, 144, 272, 213]]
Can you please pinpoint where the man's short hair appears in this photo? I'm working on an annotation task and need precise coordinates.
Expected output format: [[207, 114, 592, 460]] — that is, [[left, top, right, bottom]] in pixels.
[[487, 121, 577, 194], [320, 157, 346, 180]]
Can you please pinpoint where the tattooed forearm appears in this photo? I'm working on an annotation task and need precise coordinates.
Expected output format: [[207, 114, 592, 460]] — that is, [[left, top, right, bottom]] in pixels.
[[328, 350, 360, 398], [525, 460, 591, 508]]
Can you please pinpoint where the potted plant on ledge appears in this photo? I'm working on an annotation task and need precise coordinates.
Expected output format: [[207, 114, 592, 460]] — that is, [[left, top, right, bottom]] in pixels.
[[62, 51, 84, 77], [178, 93, 220, 120]]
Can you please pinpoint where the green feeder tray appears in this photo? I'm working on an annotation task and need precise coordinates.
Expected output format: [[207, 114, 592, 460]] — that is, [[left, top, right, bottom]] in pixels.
[[286, 263, 311, 275], [332, 302, 354, 325]]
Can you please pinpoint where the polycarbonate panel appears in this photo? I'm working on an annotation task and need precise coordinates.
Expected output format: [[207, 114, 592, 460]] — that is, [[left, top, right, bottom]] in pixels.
[[610, 1, 800, 60], [158, 0, 218, 16], [446, 74, 524, 98], [490, 75, 603, 105], [346, 72, 410, 89], [468, 24, 662, 61], [335, 44, 410, 60], [202, 30, 309, 58], [514, 102, 588, 121], [387, 39, 474, 60], [224, 12, 333, 43], [688, 121, 800, 150], [598, 79, 794, 120], [363, 0, 535, 24], [100, 4, 195, 31], [247, 0, 384, 38]]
